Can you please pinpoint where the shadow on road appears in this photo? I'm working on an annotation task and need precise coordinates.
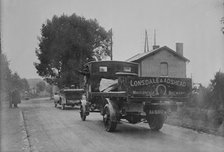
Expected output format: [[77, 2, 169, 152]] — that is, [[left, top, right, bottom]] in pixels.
[[91, 118, 170, 138]]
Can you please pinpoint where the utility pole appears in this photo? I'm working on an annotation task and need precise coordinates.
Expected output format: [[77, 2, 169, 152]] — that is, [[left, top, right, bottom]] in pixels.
[[110, 28, 113, 60], [221, 0, 224, 34], [144, 30, 149, 53]]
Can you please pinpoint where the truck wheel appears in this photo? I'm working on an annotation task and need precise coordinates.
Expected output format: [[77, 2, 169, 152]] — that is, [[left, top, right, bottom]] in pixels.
[[61, 104, 65, 110], [148, 114, 164, 131], [103, 107, 117, 132], [80, 106, 86, 121]]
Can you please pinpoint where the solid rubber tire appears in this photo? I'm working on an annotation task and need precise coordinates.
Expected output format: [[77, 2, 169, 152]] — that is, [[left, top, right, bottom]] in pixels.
[[80, 106, 86, 121], [148, 114, 164, 131], [103, 107, 117, 132]]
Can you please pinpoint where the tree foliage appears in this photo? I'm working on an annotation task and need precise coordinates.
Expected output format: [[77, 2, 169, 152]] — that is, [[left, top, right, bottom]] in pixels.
[[36, 81, 46, 93], [189, 71, 224, 110], [0, 53, 12, 93], [46, 84, 53, 95], [20, 78, 30, 92], [35, 14, 111, 88], [209, 71, 224, 109], [0, 53, 30, 98]]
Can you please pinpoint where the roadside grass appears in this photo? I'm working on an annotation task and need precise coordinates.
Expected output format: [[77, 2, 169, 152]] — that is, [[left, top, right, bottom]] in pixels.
[[166, 106, 224, 137]]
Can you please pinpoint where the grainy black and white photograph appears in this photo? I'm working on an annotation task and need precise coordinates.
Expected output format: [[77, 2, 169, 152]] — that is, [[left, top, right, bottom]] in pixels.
[[1, 0, 224, 152]]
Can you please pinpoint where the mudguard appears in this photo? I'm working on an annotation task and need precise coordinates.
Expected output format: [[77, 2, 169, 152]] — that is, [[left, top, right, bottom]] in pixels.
[[104, 98, 119, 122]]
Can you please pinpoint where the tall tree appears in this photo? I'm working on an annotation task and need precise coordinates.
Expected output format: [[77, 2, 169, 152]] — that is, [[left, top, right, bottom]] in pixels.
[[210, 71, 224, 109], [1, 53, 30, 101], [20, 78, 30, 92], [36, 81, 46, 93], [10, 73, 22, 89], [46, 84, 53, 95], [0, 53, 12, 93], [35, 14, 111, 88]]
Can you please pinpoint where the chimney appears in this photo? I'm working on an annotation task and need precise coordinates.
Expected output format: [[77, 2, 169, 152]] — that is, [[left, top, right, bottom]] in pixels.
[[153, 45, 160, 50], [176, 43, 183, 56]]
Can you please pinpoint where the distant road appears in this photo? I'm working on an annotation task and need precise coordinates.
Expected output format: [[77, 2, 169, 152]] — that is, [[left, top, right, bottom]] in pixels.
[[20, 98, 224, 152]]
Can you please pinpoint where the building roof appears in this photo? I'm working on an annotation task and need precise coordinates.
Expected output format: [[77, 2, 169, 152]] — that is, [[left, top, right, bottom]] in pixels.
[[126, 46, 190, 62]]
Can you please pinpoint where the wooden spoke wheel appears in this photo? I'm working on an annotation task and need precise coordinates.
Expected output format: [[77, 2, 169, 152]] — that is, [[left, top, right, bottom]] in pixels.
[[103, 107, 117, 132], [80, 106, 86, 121]]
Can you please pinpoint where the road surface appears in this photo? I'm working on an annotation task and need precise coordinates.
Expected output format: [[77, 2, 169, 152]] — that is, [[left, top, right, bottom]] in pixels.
[[20, 98, 224, 152]]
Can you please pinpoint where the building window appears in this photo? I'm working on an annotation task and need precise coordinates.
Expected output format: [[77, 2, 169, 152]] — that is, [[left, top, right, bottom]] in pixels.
[[99, 66, 107, 72], [160, 62, 168, 76], [123, 66, 131, 72]]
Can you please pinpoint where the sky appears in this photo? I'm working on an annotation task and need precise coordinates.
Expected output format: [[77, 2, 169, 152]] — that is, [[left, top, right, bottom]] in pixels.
[[1, 0, 224, 86]]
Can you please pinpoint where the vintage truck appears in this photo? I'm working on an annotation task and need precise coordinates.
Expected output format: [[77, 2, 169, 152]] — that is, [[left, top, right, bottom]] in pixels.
[[79, 61, 192, 132], [54, 88, 84, 110]]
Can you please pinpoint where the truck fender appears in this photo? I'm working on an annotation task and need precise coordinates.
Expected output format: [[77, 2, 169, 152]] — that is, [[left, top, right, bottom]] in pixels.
[[104, 98, 119, 122]]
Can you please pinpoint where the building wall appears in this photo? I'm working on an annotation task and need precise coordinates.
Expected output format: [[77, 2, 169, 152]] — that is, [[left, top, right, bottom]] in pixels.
[[140, 49, 186, 78]]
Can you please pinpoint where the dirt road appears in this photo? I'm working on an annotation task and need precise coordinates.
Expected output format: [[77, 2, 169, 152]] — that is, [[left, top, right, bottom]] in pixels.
[[20, 98, 224, 152]]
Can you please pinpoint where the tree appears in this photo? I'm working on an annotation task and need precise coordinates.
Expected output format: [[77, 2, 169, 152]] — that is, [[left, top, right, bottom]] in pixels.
[[1, 53, 30, 102], [209, 71, 224, 109], [36, 81, 46, 93], [0, 54, 25, 92], [35, 14, 111, 88], [10, 73, 22, 89], [0, 53, 12, 93], [46, 84, 53, 96], [20, 78, 30, 92]]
